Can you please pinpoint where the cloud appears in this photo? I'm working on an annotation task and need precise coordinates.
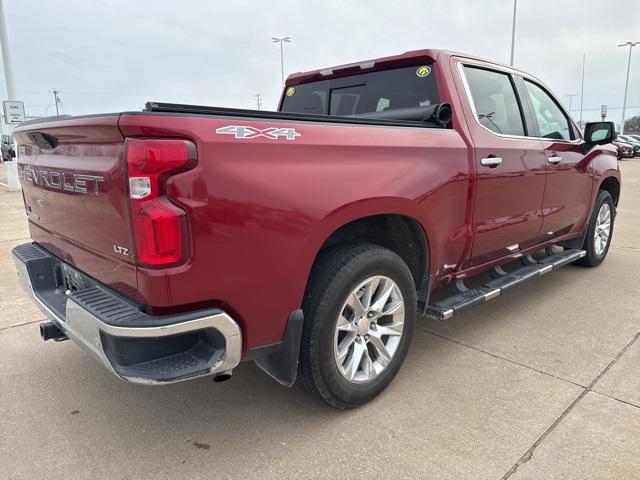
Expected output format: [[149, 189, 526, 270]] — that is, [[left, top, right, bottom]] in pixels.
[[4, 0, 639, 125]]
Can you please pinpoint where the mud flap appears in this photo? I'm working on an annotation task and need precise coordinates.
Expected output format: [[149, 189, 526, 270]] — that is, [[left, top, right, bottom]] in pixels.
[[253, 309, 304, 387]]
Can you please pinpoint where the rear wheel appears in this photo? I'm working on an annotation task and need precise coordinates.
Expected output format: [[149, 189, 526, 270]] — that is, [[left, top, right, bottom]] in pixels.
[[299, 244, 416, 409], [576, 190, 615, 267]]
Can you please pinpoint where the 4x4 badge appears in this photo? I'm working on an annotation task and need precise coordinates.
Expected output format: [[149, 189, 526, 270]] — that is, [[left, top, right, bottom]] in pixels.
[[216, 125, 301, 141]]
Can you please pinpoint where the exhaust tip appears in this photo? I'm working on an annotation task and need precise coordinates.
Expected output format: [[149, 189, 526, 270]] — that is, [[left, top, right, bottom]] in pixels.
[[212, 372, 232, 383], [40, 321, 67, 341]]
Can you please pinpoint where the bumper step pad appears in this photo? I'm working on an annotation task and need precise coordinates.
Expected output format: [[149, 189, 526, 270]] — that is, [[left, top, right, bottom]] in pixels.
[[424, 249, 586, 321], [12, 242, 242, 384]]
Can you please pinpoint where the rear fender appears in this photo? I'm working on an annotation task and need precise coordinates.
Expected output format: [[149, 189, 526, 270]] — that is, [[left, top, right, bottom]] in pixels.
[[300, 196, 432, 284]]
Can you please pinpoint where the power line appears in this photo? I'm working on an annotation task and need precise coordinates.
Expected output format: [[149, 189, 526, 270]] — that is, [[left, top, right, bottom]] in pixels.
[[42, 96, 53, 115]]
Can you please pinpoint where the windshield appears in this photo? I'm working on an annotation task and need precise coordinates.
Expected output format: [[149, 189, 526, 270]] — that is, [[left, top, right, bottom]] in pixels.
[[281, 65, 439, 119]]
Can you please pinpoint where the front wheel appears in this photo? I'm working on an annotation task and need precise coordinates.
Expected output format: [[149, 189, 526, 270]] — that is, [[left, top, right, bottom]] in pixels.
[[576, 190, 615, 267], [298, 244, 416, 409]]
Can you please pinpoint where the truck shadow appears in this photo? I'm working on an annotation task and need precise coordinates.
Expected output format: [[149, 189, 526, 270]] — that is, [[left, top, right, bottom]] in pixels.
[[26, 322, 456, 457]]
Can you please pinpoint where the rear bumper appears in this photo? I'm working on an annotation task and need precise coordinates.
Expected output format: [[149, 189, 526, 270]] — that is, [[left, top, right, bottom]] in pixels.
[[12, 242, 242, 385]]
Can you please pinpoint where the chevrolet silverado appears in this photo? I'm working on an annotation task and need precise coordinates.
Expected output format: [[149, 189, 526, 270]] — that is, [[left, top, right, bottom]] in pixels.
[[12, 49, 620, 408]]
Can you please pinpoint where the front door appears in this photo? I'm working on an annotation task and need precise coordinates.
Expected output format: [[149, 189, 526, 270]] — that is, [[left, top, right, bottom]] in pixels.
[[460, 65, 547, 267], [520, 79, 592, 239]]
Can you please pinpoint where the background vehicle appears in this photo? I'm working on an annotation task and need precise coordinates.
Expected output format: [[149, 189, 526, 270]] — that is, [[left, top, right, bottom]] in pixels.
[[617, 134, 640, 156], [1, 134, 15, 161], [12, 49, 620, 408], [613, 139, 635, 158]]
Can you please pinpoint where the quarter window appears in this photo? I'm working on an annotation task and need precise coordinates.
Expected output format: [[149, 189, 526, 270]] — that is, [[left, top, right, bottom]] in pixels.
[[463, 66, 525, 136], [524, 80, 572, 141]]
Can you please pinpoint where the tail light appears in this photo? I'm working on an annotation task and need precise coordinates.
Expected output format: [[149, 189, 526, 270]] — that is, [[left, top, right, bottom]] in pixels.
[[125, 138, 196, 267]]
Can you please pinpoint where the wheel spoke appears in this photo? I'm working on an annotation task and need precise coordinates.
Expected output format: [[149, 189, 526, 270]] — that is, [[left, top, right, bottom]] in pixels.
[[348, 292, 366, 317], [382, 300, 404, 317], [368, 333, 392, 367], [377, 323, 403, 337], [336, 333, 356, 365], [344, 341, 366, 380], [361, 277, 380, 310], [337, 314, 356, 333], [370, 281, 394, 312], [362, 348, 378, 381]]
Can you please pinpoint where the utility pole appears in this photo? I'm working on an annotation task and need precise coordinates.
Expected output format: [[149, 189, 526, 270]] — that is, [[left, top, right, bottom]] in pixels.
[[51, 89, 61, 115], [618, 41, 639, 134], [565, 94, 577, 114], [271, 37, 291, 86], [509, 0, 517, 66], [254, 93, 263, 111], [579, 53, 586, 125]]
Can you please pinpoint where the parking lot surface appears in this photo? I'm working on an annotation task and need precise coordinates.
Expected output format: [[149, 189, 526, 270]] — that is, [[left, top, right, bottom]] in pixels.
[[1, 160, 639, 479]]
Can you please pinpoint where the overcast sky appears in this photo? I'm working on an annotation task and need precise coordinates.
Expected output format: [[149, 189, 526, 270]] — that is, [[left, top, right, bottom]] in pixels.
[[4, 0, 640, 126]]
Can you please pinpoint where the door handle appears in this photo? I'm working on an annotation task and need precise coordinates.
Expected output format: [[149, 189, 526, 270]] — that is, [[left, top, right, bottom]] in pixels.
[[480, 157, 503, 167], [548, 154, 563, 164]]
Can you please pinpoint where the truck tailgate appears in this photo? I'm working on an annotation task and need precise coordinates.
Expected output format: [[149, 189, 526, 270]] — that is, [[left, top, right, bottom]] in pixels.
[[13, 115, 138, 298]]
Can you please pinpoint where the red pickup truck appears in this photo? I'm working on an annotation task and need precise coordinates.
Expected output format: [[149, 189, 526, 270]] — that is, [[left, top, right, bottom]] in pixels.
[[12, 49, 620, 408]]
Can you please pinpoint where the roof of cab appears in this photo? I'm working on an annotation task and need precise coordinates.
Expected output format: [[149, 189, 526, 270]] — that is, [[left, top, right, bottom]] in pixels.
[[285, 49, 519, 85]]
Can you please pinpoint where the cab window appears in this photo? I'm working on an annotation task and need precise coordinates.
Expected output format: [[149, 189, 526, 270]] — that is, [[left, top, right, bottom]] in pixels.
[[463, 66, 525, 136], [524, 80, 573, 141], [281, 65, 440, 118]]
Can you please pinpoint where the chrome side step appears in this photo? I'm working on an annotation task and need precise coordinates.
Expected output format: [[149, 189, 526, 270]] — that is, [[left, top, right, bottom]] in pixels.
[[424, 249, 586, 321]]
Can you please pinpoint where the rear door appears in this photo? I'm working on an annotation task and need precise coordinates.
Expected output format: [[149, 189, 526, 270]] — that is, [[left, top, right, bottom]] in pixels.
[[519, 78, 592, 239], [459, 63, 547, 266]]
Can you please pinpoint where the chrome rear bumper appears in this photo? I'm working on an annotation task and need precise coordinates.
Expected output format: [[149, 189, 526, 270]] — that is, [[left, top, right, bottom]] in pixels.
[[13, 243, 242, 385]]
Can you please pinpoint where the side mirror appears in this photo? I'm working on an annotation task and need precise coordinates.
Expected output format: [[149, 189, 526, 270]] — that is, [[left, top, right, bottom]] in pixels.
[[584, 121, 616, 146]]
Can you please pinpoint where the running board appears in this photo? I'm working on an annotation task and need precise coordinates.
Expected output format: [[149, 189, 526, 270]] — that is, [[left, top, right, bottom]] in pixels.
[[424, 249, 586, 321]]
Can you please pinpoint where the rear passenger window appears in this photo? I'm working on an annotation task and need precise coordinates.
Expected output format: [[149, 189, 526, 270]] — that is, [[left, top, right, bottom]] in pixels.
[[524, 80, 572, 141], [463, 66, 525, 136]]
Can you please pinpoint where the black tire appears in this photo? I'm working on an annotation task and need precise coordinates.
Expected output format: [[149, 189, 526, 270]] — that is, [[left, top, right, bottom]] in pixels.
[[576, 190, 615, 267], [298, 244, 417, 409]]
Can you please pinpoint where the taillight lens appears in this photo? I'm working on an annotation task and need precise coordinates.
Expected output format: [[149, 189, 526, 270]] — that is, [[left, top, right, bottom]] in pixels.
[[126, 138, 195, 267]]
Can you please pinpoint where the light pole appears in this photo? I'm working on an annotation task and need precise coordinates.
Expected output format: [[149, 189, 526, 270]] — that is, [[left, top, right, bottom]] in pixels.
[[509, 0, 517, 66], [271, 36, 291, 86], [0, 0, 20, 192], [0, 0, 16, 102], [618, 41, 639, 134], [565, 94, 577, 114]]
